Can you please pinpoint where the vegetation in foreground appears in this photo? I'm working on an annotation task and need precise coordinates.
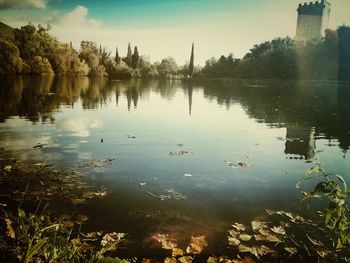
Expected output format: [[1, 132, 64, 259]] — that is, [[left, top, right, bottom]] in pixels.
[[1, 156, 349, 262]]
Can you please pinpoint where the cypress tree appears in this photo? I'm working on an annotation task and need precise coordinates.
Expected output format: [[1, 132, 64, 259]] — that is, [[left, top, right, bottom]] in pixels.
[[132, 46, 139, 69], [126, 43, 133, 67], [189, 43, 194, 76], [115, 46, 121, 64]]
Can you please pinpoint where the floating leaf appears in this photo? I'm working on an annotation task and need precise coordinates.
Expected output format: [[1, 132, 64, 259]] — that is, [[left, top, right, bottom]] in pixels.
[[184, 173, 193, 177], [5, 218, 15, 239], [186, 235, 208, 254], [284, 247, 298, 255], [139, 182, 146, 186], [232, 223, 246, 231], [239, 234, 252, 241], [270, 226, 286, 235]]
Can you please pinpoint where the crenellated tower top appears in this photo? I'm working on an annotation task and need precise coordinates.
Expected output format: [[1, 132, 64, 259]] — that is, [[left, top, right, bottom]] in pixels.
[[295, 0, 331, 41]]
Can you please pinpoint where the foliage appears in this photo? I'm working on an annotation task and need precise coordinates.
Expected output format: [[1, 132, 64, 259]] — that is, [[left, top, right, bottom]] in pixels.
[[29, 56, 53, 75], [0, 37, 23, 74], [131, 46, 139, 69], [0, 207, 129, 263], [156, 57, 178, 78], [188, 43, 194, 77], [297, 158, 350, 249]]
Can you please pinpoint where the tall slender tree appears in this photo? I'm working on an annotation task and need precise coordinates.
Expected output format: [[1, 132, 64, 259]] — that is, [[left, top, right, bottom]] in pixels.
[[132, 46, 139, 68], [126, 43, 133, 66], [189, 43, 194, 76], [115, 46, 121, 64]]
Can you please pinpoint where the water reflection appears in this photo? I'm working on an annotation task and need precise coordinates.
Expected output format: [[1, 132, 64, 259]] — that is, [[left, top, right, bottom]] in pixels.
[[0, 76, 349, 159]]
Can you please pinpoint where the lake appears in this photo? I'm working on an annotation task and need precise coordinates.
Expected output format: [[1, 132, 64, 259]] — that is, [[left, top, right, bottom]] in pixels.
[[0, 76, 349, 257]]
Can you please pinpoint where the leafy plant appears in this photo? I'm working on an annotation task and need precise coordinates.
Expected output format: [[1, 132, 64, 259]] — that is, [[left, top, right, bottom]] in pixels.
[[297, 158, 350, 249], [0, 207, 129, 262]]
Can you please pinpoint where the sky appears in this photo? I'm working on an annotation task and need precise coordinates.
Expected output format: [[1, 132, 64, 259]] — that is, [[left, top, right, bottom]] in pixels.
[[0, 0, 349, 65]]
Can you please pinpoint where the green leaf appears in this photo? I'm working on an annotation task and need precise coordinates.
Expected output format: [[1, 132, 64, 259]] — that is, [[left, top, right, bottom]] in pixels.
[[305, 166, 321, 176]]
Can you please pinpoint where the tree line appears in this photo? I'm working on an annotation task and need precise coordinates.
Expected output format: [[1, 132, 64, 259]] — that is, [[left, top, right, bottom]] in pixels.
[[200, 26, 350, 81], [0, 22, 349, 80]]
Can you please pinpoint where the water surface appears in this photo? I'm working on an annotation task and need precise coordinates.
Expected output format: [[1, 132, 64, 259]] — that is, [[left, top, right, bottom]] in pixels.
[[0, 76, 349, 255]]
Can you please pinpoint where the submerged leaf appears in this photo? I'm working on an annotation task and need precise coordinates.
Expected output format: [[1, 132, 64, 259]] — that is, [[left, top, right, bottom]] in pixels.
[[5, 218, 15, 239], [228, 236, 241, 246], [239, 234, 252, 241], [270, 226, 286, 235], [232, 223, 246, 231], [186, 235, 208, 254], [284, 247, 298, 255], [172, 247, 184, 257], [306, 233, 324, 246], [265, 209, 276, 216], [251, 221, 268, 231], [178, 256, 193, 263]]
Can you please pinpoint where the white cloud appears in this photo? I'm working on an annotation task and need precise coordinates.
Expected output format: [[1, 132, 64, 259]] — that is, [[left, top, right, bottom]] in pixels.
[[55, 5, 101, 29], [0, 0, 46, 9]]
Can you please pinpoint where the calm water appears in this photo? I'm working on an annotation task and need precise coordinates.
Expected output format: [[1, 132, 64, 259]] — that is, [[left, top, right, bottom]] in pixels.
[[1, 76, 350, 255]]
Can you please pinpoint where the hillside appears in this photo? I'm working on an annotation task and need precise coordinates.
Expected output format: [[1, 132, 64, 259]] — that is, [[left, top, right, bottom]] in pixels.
[[0, 21, 14, 39]]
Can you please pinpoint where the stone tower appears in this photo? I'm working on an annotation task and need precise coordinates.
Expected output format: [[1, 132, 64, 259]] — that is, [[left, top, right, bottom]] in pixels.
[[295, 0, 331, 41]]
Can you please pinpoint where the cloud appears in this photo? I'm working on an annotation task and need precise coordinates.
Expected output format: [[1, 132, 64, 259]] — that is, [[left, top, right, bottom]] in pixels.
[[55, 5, 101, 29], [0, 0, 46, 9]]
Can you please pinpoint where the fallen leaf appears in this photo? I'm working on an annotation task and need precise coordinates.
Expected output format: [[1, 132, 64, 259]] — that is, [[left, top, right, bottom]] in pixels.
[[228, 229, 240, 237], [186, 235, 208, 254], [239, 234, 252, 241], [178, 256, 193, 263], [270, 226, 286, 235], [306, 233, 324, 246], [232, 223, 246, 231], [172, 247, 184, 257], [71, 198, 86, 205], [101, 232, 126, 247], [284, 247, 298, 255], [184, 173, 193, 177], [265, 209, 276, 216], [251, 221, 268, 231], [4, 165, 11, 172], [58, 215, 75, 228], [5, 218, 15, 239], [164, 258, 177, 263], [316, 249, 331, 258], [207, 256, 218, 263], [228, 236, 241, 246], [254, 234, 281, 243]]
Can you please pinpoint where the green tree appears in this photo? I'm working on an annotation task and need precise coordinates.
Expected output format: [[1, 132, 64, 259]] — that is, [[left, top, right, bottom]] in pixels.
[[132, 46, 139, 69], [30, 56, 53, 75], [189, 43, 194, 76], [115, 47, 121, 65], [124, 43, 133, 67], [0, 37, 23, 74], [156, 57, 178, 78]]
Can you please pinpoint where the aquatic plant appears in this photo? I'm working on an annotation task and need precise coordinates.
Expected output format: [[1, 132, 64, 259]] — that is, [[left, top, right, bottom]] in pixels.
[[297, 158, 350, 249]]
